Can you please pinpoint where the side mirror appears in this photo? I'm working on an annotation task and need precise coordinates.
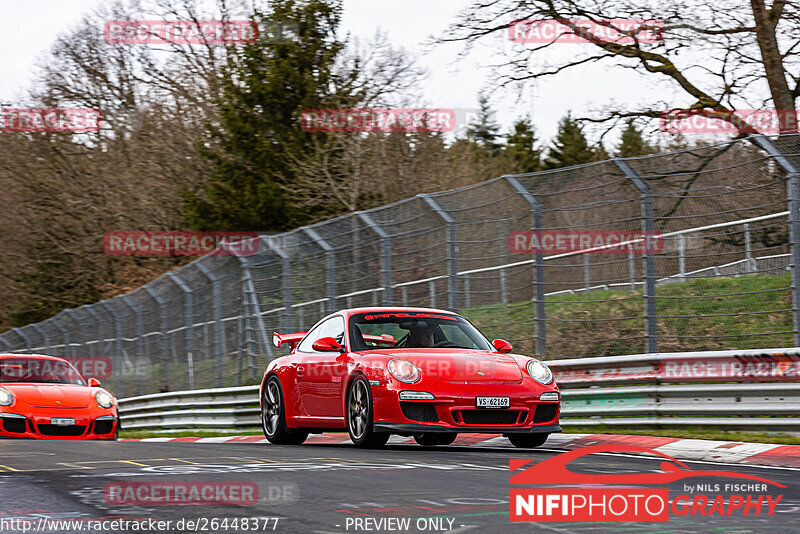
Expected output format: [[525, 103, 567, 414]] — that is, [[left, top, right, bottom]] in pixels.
[[312, 337, 344, 352], [88, 378, 101, 387], [492, 339, 513, 354]]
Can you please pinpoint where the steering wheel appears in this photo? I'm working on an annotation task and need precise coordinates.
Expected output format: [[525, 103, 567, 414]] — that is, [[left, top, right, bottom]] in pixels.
[[433, 340, 458, 348]]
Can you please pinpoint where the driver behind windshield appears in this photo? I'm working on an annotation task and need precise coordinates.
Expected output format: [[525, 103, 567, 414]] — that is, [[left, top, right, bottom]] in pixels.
[[406, 325, 435, 348]]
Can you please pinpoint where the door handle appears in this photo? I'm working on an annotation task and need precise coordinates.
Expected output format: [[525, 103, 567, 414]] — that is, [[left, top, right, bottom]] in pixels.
[[297, 366, 305, 376]]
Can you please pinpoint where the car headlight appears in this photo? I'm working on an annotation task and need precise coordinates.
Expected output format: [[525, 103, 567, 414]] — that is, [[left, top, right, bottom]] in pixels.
[[0, 387, 13, 407], [387, 359, 421, 383], [95, 390, 114, 409], [526, 359, 553, 385]]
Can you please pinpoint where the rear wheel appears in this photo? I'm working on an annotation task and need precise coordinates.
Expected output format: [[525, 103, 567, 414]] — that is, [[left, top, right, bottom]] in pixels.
[[508, 433, 549, 448], [262, 376, 308, 445], [414, 433, 457, 447], [347, 377, 389, 448]]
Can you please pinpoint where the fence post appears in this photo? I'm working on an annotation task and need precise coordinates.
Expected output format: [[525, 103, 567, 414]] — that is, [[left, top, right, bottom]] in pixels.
[[12, 328, 31, 353], [678, 234, 686, 281], [238, 255, 273, 377], [144, 287, 170, 391], [32, 324, 48, 353], [750, 134, 800, 345], [196, 261, 226, 388], [100, 301, 124, 396], [267, 236, 295, 332], [121, 296, 146, 395], [583, 255, 590, 290], [628, 245, 635, 289], [84, 305, 103, 357], [167, 272, 195, 390], [65, 310, 84, 357], [613, 158, 658, 353], [302, 227, 337, 314], [53, 319, 70, 357], [357, 211, 393, 306], [504, 175, 546, 357], [744, 223, 753, 274], [420, 194, 459, 311]]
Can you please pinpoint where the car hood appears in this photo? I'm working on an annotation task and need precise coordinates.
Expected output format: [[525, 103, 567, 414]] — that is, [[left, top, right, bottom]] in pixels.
[[366, 349, 524, 382], [1, 383, 92, 408]]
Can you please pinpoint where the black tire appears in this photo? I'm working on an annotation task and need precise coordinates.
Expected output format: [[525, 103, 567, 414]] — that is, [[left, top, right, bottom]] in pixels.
[[509, 433, 549, 448], [347, 376, 389, 448], [413, 433, 457, 447], [262, 376, 308, 445]]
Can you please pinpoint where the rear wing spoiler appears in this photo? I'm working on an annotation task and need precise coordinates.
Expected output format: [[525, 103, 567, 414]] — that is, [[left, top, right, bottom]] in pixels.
[[272, 332, 396, 350], [272, 332, 307, 351]]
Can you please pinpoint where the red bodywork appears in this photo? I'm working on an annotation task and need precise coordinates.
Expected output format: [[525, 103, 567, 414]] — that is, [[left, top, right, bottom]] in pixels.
[[262, 307, 561, 436], [0, 354, 119, 440]]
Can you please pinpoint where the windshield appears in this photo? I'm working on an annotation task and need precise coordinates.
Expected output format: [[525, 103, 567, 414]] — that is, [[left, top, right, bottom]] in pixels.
[[349, 311, 493, 351], [0, 358, 86, 385]]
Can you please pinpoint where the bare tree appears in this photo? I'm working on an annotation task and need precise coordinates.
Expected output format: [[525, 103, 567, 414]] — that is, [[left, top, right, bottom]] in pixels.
[[441, 0, 800, 135]]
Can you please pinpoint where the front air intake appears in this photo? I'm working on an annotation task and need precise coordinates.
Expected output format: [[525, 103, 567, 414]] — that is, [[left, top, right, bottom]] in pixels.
[[400, 402, 439, 422]]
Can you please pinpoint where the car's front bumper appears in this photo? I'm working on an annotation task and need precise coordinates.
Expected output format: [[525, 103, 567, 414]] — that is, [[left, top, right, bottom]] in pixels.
[[0, 412, 119, 440], [370, 377, 561, 434]]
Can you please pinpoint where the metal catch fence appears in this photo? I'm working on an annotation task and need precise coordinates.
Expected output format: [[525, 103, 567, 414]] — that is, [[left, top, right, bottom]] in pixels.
[[2, 133, 800, 397]]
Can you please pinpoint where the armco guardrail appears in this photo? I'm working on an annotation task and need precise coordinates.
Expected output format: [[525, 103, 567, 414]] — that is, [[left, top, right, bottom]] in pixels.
[[119, 385, 260, 430], [551, 347, 800, 430], [118, 348, 800, 432]]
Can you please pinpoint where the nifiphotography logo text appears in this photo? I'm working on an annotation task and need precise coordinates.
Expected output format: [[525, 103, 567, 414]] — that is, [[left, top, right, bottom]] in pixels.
[[510, 445, 785, 522]]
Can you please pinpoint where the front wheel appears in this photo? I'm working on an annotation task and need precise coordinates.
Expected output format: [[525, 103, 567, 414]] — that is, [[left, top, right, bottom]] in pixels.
[[262, 376, 308, 445], [508, 433, 549, 448], [347, 377, 389, 448], [414, 433, 457, 447]]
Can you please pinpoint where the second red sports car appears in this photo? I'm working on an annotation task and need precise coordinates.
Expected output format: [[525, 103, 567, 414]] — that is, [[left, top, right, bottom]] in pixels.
[[0, 354, 119, 440], [261, 307, 560, 448]]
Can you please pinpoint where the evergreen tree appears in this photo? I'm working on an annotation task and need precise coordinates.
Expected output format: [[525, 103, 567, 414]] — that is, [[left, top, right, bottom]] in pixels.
[[467, 92, 502, 156], [544, 113, 595, 169], [616, 119, 656, 158], [593, 142, 610, 162], [503, 117, 541, 173], [183, 0, 345, 231]]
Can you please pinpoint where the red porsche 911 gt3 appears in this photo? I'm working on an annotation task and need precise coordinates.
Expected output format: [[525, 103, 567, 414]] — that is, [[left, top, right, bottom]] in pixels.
[[0, 354, 119, 440], [261, 307, 560, 448]]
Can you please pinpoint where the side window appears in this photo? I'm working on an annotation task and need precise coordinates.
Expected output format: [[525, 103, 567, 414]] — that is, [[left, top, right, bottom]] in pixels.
[[297, 316, 345, 352]]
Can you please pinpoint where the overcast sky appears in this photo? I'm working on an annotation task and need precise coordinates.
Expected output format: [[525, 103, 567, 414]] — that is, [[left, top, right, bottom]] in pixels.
[[0, 0, 671, 148]]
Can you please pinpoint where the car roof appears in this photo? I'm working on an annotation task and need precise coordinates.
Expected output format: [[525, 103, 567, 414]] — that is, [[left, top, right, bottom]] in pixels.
[[340, 307, 461, 317], [0, 353, 69, 362]]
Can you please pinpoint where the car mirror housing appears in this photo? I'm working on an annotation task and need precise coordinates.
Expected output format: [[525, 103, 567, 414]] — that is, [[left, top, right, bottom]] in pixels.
[[312, 337, 344, 352], [88, 377, 101, 387], [492, 339, 513, 353]]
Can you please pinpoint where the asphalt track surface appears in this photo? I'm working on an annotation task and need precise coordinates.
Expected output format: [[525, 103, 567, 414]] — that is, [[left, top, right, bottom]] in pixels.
[[0, 437, 798, 534]]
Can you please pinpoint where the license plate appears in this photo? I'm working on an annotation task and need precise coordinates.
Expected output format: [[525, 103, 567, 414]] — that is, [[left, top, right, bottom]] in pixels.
[[476, 396, 510, 409], [51, 418, 75, 426]]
